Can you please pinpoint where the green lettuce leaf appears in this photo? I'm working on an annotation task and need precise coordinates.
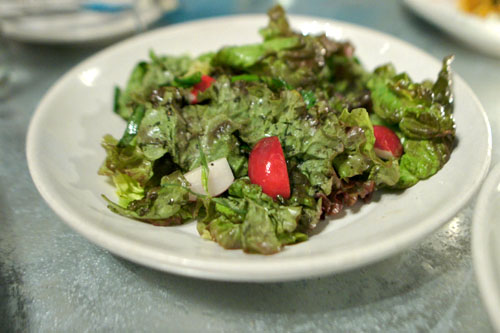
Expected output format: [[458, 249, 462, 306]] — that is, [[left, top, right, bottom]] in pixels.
[[212, 36, 301, 70], [197, 179, 310, 254], [98, 134, 153, 187], [136, 96, 189, 162], [367, 56, 455, 189], [333, 108, 400, 186], [200, 77, 346, 194], [258, 5, 294, 40], [104, 171, 195, 225], [112, 173, 145, 207], [396, 137, 453, 188], [367, 56, 455, 139], [115, 52, 213, 120]]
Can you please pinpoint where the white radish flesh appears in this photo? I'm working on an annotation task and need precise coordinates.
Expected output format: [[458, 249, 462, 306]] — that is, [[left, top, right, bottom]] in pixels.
[[374, 147, 396, 160], [183, 157, 234, 201]]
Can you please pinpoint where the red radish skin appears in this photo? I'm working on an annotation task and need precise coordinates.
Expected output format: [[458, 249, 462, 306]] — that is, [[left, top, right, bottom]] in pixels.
[[373, 125, 403, 159], [248, 136, 291, 199], [190, 75, 216, 104]]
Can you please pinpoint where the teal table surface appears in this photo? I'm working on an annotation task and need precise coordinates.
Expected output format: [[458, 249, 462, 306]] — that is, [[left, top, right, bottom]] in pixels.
[[1, 0, 499, 331]]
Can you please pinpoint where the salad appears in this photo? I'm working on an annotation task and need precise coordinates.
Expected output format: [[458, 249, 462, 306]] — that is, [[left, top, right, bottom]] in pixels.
[[99, 5, 455, 254]]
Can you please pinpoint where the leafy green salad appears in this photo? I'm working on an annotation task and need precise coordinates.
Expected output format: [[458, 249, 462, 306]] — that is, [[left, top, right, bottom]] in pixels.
[[99, 5, 455, 254]]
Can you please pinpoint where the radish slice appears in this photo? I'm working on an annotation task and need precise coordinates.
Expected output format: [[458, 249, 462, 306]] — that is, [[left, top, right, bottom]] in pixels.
[[189, 75, 216, 104], [248, 136, 290, 199], [184, 157, 234, 201], [373, 125, 403, 159]]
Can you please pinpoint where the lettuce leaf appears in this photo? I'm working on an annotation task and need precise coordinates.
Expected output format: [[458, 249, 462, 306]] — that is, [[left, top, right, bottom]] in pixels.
[[334, 108, 400, 187], [396, 137, 453, 188], [367, 56, 455, 189], [367, 56, 455, 139], [112, 173, 145, 207], [115, 52, 212, 120], [197, 179, 310, 254], [258, 4, 294, 40], [212, 37, 301, 70], [103, 171, 195, 225], [99, 134, 153, 188]]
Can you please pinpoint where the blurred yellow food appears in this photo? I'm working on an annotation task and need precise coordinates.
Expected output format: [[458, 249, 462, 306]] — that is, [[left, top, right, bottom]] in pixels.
[[459, 0, 500, 17]]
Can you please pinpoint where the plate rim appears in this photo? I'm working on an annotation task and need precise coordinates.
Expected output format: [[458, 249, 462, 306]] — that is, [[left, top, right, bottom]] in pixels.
[[26, 13, 493, 282], [473, 163, 500, 331]]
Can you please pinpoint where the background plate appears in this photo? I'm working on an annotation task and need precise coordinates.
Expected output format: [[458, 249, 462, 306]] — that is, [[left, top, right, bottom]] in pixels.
[[2, 0, 178, 44], [473, 163, 500, 331], [27, 15, 491, 282], [404, 0, 500, 57]]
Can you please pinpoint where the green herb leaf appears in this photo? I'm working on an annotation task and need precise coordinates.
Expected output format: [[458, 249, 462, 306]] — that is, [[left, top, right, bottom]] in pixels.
[[173, 71, 202, 88], [113, 86, 121, 115], [198, 140, 210, 195], [300, 90, 316, 109], [231, 74, 260, 83], [117, 105, 146, 148]]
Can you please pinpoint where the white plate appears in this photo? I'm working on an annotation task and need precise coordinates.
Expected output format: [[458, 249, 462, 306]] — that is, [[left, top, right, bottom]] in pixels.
[[1, 0, 178, 44], [26, 15, 492, 282], [404, 0, 500, 57], [473, 163, 500, 331]]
